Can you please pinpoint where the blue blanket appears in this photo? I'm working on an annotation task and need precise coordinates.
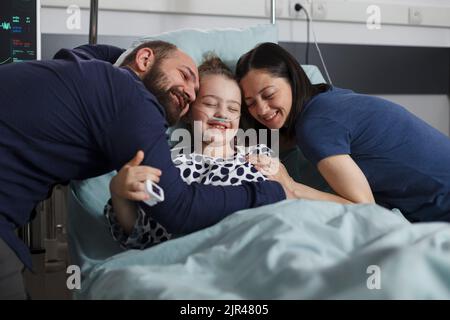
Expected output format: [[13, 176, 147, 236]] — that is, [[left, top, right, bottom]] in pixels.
[[77, 200, 450, 299], [78, 200, 450, 299]]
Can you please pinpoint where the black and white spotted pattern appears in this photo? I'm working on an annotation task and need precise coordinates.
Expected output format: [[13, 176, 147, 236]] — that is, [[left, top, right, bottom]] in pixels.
[[173, 144, 272, 186], [105, 144, 273, 250], [104, 199, 171, 250]]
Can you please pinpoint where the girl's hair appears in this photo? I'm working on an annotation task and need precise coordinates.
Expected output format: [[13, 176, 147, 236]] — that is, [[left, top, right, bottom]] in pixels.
[[183, 54, 240, 135], [235, 42, 330, 139], [198, 53, 235, 81], [196, 54, 243, 129]]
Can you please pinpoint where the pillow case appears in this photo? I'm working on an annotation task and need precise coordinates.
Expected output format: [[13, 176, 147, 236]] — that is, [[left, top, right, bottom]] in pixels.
[[114, 24, 278, 72]]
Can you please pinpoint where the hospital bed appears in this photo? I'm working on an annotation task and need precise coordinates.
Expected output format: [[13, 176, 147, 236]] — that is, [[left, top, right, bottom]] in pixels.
[[66, 2, 450, 299]]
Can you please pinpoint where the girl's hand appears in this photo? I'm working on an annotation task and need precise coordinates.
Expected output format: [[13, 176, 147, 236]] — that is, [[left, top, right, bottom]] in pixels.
[[110, 150, 162, 201], [246, 154, 294, 188]]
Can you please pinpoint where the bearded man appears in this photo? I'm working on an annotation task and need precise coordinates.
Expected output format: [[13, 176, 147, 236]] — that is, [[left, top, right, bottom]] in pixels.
[[0, 41, 290, 299]]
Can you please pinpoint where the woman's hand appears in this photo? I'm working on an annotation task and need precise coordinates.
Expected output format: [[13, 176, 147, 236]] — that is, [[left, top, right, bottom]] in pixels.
[[247, 154, 294, 189], [247, 154, 353, 203], [318, 155, 375, 203], [110, 150, 162, 201]]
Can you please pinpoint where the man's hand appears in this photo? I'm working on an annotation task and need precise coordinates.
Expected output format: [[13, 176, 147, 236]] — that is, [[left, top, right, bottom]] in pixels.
[[110, 150, 162, 201]]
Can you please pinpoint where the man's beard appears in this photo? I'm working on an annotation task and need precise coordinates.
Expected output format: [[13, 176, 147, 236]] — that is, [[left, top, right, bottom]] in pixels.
[[142, 64, 188, 126]]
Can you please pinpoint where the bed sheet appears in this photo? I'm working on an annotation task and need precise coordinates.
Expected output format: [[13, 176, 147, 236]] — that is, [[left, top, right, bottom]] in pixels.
[[76, 199, 450, 299]]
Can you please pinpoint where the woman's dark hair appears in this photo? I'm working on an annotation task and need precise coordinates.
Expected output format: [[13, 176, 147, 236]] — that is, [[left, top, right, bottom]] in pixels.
[[235, 42, 330, 139]]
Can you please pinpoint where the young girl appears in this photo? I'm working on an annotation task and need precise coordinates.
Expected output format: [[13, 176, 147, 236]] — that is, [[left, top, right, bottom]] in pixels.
[[236, 42, 450, 222], [105, 55, 277, 249]]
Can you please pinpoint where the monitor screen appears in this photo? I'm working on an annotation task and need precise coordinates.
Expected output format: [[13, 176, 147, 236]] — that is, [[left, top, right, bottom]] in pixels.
[[0, 0, 40, 65]]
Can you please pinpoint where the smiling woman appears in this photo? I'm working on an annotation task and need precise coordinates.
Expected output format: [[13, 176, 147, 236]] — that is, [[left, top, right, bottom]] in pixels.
[[240, 69, 293, 130], [236, 42, 450, 222]]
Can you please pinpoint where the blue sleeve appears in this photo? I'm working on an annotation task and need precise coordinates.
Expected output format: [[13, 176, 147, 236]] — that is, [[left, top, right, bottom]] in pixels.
[[53, 44, 125, 64], [296, 116, 351, 165], [100, 84, 286, 234]]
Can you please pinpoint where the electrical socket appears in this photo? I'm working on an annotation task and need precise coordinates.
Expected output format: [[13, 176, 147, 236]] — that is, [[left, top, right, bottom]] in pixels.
[[409, 7, 423, 25], [289, 0, 311, 19], [312, 1, 327, 20]]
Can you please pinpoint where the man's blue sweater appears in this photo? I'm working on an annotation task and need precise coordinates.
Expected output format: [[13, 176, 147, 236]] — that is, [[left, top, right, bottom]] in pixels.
[[0, 45, 285, 269]]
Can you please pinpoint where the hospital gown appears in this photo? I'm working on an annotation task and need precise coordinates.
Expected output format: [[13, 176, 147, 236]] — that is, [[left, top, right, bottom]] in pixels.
[[105, 144, 273, 249]]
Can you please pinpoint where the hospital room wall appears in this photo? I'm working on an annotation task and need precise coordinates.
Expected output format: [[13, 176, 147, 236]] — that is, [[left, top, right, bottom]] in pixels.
[[372, 95, 450, 136], [40, 5, 450, 136]]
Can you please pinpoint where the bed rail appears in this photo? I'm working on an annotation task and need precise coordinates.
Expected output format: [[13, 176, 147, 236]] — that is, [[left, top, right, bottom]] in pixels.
[[89, 0, 98, 44]]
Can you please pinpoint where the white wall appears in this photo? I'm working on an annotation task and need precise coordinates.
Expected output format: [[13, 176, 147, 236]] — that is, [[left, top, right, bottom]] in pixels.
[[41, 0, 450, 47], [40, 1, 450, 135], [375, 95, 450, 135]]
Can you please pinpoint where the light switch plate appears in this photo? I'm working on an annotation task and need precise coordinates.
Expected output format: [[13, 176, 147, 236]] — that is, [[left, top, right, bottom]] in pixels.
[[312, 1, 327, 20], [409, 7, 423, 25]]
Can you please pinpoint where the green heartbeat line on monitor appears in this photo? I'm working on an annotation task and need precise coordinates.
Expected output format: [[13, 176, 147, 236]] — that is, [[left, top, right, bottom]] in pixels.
[[0, 57, 12, 64], [1, 22, 11, 30]]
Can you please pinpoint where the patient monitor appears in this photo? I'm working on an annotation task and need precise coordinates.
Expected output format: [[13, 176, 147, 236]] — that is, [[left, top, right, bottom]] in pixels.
[[0, 0, 40, 65]]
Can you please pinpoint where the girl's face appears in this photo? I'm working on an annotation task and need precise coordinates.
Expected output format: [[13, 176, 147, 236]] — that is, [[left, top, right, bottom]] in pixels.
[[190, 74, 241, 145], [239, 69, 292, 129]]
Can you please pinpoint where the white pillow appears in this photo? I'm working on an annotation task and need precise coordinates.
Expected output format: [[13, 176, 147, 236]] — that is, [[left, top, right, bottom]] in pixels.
[[114, 24, 278, 72]]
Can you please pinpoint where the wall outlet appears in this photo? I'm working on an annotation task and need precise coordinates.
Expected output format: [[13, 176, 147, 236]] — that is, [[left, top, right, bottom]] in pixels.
[[409, 7, 423, 25], [312, 1, 327, 20], [289, 0, 311, 19]]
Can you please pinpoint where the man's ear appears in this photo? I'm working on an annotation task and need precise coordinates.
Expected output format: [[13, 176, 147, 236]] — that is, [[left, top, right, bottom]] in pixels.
[[134, 48, 155, 74]]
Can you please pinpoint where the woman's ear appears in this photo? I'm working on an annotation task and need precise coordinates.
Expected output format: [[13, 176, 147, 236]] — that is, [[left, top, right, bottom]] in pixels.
[[134, 48, 155, 74]]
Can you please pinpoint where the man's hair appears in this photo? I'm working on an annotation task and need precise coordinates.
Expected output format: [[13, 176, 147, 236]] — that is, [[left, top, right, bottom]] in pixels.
[[198, 53, 235, 81], [120, 40, 178, 67]]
